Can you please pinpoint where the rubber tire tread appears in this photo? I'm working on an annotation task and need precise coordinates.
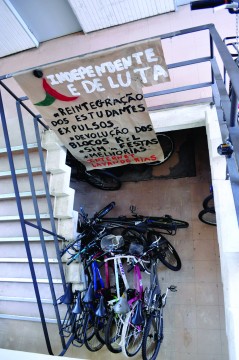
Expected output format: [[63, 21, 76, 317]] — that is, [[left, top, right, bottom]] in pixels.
[[121, 303, 144, 357], [147, 133, 174, 166], [142, 313, 162, 360], [145, 214, 189, 228], [94, 315, 108, 344], [105, 312, 122, 353], [149, 232, 181, 271], [198, 209, 216, 226], [85, 170, 121, 190], [84, 312, 104, 352], [202, 194, 214, 211]]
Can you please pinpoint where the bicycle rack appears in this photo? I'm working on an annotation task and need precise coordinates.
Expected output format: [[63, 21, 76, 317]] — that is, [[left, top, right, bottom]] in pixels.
[[1, 23, 239, 355]]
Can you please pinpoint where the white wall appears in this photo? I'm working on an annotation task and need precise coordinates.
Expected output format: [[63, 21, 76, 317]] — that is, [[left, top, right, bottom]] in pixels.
[[152, 103, 239, 360]]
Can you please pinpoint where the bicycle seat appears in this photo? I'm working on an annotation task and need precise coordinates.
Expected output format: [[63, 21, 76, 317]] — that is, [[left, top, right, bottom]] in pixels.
[[95, 296, 107, 317], [57, 283, 73, 305], [113, 292, 130, 314]]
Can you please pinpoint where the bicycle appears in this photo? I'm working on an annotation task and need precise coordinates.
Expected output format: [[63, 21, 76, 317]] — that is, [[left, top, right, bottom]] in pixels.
[[142, 261, 177, 360], [146, 132, 174, 166], [120, 267, 145, 357], [66, 150, 122, 191], [121, 227, 182, 272], [58, 251, 111, 351], [66, 132, 174, 190], [198, 186, 216, 226], [103, 252, 145, 354], [60, 201, 116, 258], [92, 204, 189, 235], [101, 232, 181, 355], [57, 284, 98, 349]]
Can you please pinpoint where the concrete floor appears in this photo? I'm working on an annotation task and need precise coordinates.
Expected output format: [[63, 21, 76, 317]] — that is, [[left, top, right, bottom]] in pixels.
[[69, 126, 229, 360]]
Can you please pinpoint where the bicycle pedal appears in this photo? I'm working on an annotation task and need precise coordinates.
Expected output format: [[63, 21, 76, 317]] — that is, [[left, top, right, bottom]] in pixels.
[[169, 285, 177, 292]]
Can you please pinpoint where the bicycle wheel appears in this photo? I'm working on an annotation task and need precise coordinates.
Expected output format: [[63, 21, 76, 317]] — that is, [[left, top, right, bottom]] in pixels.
[[147, 215, 189, 230], [121, 303, 145, 357], [84, 312, 104, 352], [94, 315, 108, 344], [105, 312, 123, 353], [60, 306, 75, 337], [202, 194, 214, 210], [147, 133, 174, 166], [198, 209, 216, 226], [148, 232, 181, 271], [85, 169, 121, 190], [72, 312, 88, 347], [142, 312, 162, 360]]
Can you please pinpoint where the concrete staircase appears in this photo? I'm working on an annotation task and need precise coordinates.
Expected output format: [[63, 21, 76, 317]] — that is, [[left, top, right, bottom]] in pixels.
[[0, 126, 78, 327]]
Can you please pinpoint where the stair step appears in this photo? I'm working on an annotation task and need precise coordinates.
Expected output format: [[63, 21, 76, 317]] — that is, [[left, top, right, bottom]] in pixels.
[[0, 278, 62, 284], [0, 143, 38, 154], [0, 278, 63, 298], [0, 314, 56, 323], [0, 190, 46, 200], [0, 213, 50, 222], [0, 236, 54, 242], [0, 219, 55, 238], [0, 258, 58, 263], [0, 296, 51, 303], [0, 174, 51, 195], [0, 167, 43, 178]]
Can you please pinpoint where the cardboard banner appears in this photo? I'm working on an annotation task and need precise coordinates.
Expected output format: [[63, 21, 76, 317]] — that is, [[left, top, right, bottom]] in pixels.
[[14, 38, 170, 170]]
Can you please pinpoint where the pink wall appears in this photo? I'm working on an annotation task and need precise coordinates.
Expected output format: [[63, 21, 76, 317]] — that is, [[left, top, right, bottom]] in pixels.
[[0, 5, 236, 108]]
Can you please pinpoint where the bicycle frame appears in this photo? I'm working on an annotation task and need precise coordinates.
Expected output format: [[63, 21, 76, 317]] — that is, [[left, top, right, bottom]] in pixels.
[[145, 261, 161, 311], [104, 255, 143, 303]]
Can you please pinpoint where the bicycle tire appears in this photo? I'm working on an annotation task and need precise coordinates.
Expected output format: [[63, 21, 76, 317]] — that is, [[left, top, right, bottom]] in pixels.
[[147, 133, 174, 166], [146, 215, 189, 230], [105, 312, 123, 353], [94, 315, 108, 344], [202, 194, 214, 210], [85, 169, 121, 190], [121, 303, 145, 357], [60, 306, 75, 337], [148, 232, 181, 271], [142, 312, 162, 360], [198, 209, 216, 226], [84, 312, 105, 352], [72, 311, 89, 347]]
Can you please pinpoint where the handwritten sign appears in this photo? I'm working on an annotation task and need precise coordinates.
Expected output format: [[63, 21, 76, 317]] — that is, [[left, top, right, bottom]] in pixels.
[[14, 38, 170, 170]]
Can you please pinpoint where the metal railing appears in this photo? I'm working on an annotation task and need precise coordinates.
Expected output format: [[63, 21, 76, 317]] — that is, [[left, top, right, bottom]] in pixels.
[[0, 23, 239, 355], [0, 86, 68, 355]]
